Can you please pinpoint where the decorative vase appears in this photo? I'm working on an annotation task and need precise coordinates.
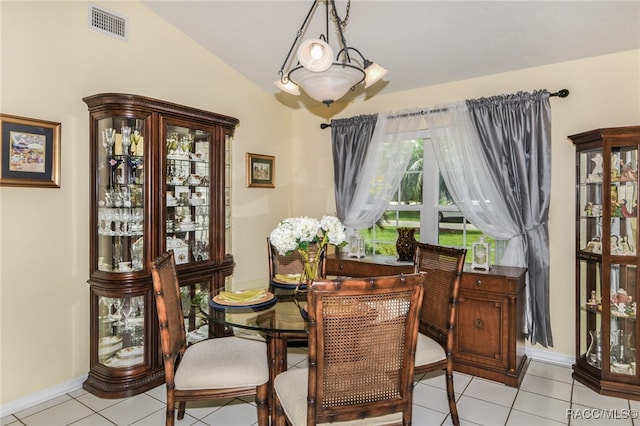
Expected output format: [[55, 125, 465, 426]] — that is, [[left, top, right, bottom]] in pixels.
[[586, 330, 602, 369], [298, 243, 324, 292], [396, 227, 417, 262], [611, 329, 635, 365]]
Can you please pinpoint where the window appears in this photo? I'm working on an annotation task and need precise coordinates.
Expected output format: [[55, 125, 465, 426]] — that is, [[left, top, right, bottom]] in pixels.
[[362, 134, 497, 263]]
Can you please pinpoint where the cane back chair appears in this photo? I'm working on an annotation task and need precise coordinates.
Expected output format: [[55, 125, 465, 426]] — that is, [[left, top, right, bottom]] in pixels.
[[150, 251, 269, 426], [273, 273, 425, 425], [413, 242, 467, 426]]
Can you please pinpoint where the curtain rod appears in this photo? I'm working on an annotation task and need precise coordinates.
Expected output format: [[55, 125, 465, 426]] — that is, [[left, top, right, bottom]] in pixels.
[[319, 89, 569, 129]]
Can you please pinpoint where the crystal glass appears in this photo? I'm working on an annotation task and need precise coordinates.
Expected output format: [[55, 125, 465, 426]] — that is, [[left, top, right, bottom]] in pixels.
[[121, 126, 132, 155], [102, 128, 115, 155]]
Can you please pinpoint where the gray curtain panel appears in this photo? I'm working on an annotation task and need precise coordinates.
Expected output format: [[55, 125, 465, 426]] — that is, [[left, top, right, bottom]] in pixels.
[[466, 90, 553, 347], [330, 114, 378, 223]]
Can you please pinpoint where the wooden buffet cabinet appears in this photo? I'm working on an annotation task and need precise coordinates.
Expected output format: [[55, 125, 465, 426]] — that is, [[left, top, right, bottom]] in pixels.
[[325, 253, 528, 386], [83, 93, 237, 398]]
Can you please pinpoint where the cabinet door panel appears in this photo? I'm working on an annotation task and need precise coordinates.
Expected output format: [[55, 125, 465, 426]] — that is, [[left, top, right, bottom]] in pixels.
[[456, 294, 505, 367]]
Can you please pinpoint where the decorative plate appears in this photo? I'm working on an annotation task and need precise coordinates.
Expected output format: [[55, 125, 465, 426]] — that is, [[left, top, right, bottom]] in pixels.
[[116, 345, 144, 359], [210, 291, 276, 309]]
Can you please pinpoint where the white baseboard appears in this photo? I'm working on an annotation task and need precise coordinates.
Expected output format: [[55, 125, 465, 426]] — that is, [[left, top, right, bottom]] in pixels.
[[526, 346, 574, 367], [0, 348, 575, 418], [0, 374, 87, 417]]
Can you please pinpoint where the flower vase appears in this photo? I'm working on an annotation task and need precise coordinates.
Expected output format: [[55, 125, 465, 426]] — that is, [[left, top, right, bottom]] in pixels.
[[586, 330, 602, 369], [396, 227, 417, 262], [298, 243, 324, 291], [611, 329, 635, 365]]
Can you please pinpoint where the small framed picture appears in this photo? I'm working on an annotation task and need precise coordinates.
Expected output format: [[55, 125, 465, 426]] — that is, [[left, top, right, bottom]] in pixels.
[[472, 237, 490, 270], [246, 152, 275, 188], [0, 114, 61, 188]]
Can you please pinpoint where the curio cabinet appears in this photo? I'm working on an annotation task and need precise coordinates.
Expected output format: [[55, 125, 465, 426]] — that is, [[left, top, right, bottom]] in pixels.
[[83, 93, 237, 398], [570, 126, 640, 400]]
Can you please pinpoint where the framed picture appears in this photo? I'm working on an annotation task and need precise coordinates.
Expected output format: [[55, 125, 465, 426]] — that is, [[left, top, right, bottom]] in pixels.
[[0, 114, 61, 188], [246, 152, 275, 188]]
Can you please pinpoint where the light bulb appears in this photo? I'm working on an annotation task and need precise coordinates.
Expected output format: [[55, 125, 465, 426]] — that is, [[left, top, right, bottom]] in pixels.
[[310, 43, 324, 59]]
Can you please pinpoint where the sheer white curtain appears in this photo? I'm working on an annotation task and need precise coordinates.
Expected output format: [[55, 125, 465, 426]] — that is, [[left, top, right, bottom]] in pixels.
[[426, 102, 527, 268], [342, 110, 423, 229]]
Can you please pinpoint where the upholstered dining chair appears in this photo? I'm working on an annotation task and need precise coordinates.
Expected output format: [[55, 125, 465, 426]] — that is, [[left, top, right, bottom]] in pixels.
[[150, 251, 270, 426], [413, 242, 467, 426], [267, 237, 326, 293], [273, 273, 425, 426]]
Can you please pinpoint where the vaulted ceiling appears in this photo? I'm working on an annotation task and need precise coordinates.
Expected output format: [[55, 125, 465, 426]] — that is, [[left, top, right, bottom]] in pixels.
[[142, 1, 640, 105]]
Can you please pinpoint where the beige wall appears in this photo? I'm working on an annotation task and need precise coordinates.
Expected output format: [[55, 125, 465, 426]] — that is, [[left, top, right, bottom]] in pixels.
[[0, 0, 294, 405], [1, 0, 639, 409], [290, 49, 640, 361]]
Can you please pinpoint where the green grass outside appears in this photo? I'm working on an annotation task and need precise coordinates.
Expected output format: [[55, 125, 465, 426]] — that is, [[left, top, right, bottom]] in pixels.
[[362, 225, 497, 264]]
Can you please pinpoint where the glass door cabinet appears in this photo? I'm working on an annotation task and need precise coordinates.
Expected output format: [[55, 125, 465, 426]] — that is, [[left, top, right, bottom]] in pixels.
[[84, 93, 238, 398], [571, 126, 640, 400]]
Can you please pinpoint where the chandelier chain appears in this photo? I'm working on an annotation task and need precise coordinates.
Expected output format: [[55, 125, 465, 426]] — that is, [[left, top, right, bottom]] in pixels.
[[331, 0, 350, 31]]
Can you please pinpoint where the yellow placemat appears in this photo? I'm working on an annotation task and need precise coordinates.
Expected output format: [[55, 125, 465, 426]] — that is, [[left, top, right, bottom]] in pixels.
[[273, 274, 302, 284], [213, 290, 275, 306]]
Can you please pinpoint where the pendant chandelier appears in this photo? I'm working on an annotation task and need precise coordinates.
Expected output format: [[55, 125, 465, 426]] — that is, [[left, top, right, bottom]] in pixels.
[[275, 0, 388, 106]]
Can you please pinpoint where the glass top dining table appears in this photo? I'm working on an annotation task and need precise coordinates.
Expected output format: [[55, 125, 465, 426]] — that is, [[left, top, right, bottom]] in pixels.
[[200, 289, 309, 423]]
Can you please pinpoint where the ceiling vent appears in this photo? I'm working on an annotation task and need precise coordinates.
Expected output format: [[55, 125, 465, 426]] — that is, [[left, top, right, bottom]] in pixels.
[[88, 3, 128, 41]]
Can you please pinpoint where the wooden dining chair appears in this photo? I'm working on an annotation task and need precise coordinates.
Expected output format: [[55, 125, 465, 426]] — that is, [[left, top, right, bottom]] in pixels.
[[267, 237, 326, 293], [273, 273, 425, 426], [413, 242, 467, 426], [150, 251, 270, 426]]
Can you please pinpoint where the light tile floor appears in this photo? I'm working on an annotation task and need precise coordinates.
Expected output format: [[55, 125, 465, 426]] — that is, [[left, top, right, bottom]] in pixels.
[[3, 348, 640, 425]]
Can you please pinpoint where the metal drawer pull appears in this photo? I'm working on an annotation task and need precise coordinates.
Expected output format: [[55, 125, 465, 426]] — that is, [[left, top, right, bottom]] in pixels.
[[475, 279, 483, 287], [474, 319, 484, 329]]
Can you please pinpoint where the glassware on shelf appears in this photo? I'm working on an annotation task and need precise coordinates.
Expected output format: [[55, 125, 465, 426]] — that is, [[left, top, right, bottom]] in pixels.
[[131, 126, 142, 155], [112, 298, 123, 326], [102, 128, 115, 155], [586, 330, 602, 369], [131, 237, 143, 270], [121, 126, 132, 155], [611, 329, 636, 374], [121, 298, 135, 332], [191, 240, 209, 261], [112, 239, 123, 266]]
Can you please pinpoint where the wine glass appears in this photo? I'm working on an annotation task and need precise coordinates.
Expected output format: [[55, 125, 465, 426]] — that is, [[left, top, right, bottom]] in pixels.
[[112, 298, 123, 326], [121, 208, 131, 235], [112, 240, 123, 266], [103, 208, 114, 236], [113, 209, 122, 236], [121, 298, 134, 331], [98, 208, 106, 235], [102, 128, 115, 155]]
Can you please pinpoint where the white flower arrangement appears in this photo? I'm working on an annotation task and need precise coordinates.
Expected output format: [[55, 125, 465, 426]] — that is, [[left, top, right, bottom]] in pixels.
[[270, 215, 347, 281], [270, 215, 347, 255]]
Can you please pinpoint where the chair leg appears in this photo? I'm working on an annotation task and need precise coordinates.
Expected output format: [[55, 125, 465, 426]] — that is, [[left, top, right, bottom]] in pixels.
[[166, 389, 175, 426], [445, 364, 460, 426], [177, 401, 186, 420], [256, 383, 269, 426], [273, 390, 287, 426]]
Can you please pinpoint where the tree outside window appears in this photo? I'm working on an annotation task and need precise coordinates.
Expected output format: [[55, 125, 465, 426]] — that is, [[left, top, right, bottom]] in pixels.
[[362, 137, 496, 263]]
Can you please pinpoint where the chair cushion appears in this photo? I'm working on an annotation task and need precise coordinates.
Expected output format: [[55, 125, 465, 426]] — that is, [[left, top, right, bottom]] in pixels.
[[274, 368, 403, 426], [414, 333, 446, 366], [175, 336, 269, 390]]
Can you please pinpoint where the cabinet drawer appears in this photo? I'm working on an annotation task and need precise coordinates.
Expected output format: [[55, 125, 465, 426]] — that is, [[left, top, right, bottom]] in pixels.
[[462, 273, 512, 294], [325, 256, 413, 278]]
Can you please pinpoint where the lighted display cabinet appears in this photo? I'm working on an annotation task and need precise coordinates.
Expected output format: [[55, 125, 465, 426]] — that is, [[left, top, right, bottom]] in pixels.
[[83, 93, 237, 398], [570, 126, 640, 400]]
